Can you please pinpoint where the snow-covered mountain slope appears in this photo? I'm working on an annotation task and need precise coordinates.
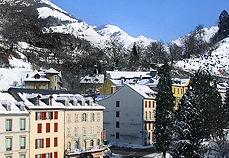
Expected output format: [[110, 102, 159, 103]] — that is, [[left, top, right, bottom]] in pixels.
[[172, 26, 219, 46], [36, 1, 154, 48], [174, 37, 229, 76], [96, 24, 155, 48]]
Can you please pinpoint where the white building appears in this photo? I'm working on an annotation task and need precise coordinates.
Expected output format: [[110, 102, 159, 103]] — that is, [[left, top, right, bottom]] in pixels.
[[0, 92, 29, 158], [98, 84, 157, 146]]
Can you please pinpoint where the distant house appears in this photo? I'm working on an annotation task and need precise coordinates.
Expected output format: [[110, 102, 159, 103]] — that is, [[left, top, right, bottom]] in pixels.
[[217, 82, 228, 102], [24, 68, 62, 90], [98, 84, 157, 146], [99, 70, 157, 95], [171, 78, 190, 108]]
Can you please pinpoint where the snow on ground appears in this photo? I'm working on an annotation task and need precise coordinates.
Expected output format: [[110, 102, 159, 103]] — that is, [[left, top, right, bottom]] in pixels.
[[0, 67, 31, 91], [110, 142, 154, 149], [143, 153, 172, 158], [0, 52, 32, 91], [37, 7, 76, 22], [174, 37, 229, 76]]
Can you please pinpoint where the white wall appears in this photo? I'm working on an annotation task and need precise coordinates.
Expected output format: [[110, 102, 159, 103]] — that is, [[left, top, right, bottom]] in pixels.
[[0, 114, 30, 158], [99, 85, 145, 145]]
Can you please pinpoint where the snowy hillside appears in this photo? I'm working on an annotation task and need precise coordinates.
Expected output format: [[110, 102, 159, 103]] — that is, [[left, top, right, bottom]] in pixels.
[[36, 1, 154, 48], [172, 26, 219, 46], [96, 24, 155, 48], [174, 37, 229, 76]]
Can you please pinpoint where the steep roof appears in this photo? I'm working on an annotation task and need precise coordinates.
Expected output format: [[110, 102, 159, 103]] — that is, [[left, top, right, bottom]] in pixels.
[[0, 92, 28, 114], [107, 71, 152, 79], [45, 68, 60, 74], [127, 84, 156, 99]]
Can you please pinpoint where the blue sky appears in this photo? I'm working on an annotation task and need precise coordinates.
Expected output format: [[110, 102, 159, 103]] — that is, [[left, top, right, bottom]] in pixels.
[[52, 0, 229, 42]]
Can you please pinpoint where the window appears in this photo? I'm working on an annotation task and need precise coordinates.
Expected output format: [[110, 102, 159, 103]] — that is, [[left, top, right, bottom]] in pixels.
[[90, 140, 94, 146], [97, 113, 100, 121], [116, 101, 120, 107], [67, 128, 71, 137], [35, 139, 44, 149], [153, 101, 155, 108], [37, 123, 42, 133], [20, 136, 26, 149], [19, 154, 26, 158], [97, 139, 100, 145], [145, 101, 147, 108], [74, 114, 79, 122], [5, 119, 12, 131], [47, 112, 53, 119], [149, 111, 152, 120], [116, 132, 119, 139], [46, 138, 50, 148], [177, 88, 179, 94], [35, 154, 42, 158], [42, 112, 46, 120], [45, 153, 52, 158], [46, 123, 50, 133], [74, 127, 78, 137], [145, 111, 148, 120], [54, 111, 58, 119], [116, 121, 120, 128], [36, 112, 42, 120], [54, 123, 58, 132], [149, 101, 151, 108], [82, 127, 86, 135], [67, 114, 71, 123], [82, 113, 87, 122], [90, 113, 95, 122], [116, 111, 120, 118], [20, 118, 26, 131], [5, 137, 12, 151], [54, 137, 58, 147], [54, 152, 58, 158], [6, 156, 12, 158]]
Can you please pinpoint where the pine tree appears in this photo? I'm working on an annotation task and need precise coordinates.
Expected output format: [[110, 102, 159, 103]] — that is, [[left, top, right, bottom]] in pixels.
[[129, 43, 140, 70], [218, 10, 229, 37], [155, 63, 175, 158], [223, 88, 229, 128], [171, 90, 203, 158]]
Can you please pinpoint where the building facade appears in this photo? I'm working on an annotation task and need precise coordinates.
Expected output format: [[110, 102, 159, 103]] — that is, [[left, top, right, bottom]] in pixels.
[[98, 84, 156, 146], [0, 93, 29, 158]]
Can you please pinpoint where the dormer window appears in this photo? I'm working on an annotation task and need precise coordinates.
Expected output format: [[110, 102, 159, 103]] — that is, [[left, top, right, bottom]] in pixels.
[[34, 73, 40, 79]]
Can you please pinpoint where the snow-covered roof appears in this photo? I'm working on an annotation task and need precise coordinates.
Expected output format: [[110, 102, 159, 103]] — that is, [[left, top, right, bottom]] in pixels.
[[45, 68, 60, 74], [18, 93, 105, 110], [106, 71, 154, 80], [80, 74, 104, 84], [24, 77, 50, 82], [127, 84, 156, 99], [171, 78, 190, 86], [0, 92, 28, 114]]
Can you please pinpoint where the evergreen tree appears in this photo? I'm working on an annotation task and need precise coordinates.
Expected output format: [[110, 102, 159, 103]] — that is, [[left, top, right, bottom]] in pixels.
[[155, 63, 175, 158], [171, 90, 203, 158], [223, 88, 229, 128], [218, 10, 229, 37], [129, 43, 140, 70]]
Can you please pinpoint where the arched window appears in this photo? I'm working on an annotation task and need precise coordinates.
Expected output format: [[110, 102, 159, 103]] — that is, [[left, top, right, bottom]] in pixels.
[[67, 142, 71, 150], [84, 140, 87, 149], [90, 140, 94, 147], [149, 111, 152, 120], [97, 139, 100, 146], [75, 141, 79, 149], [145, 111, 148, 120]]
